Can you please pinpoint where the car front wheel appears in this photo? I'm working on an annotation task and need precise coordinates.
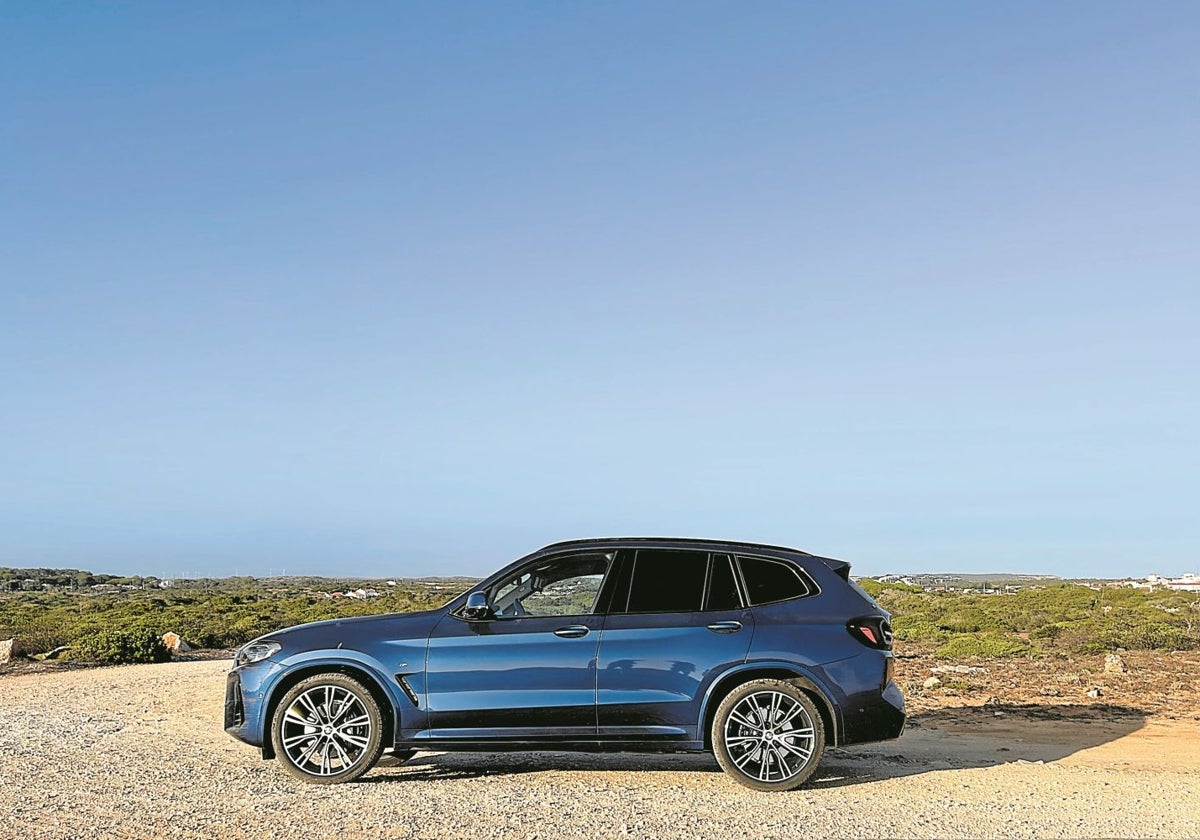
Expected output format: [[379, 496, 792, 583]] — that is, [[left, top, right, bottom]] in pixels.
[[270, 673, 385, 784], [712, 679, 825, 791]]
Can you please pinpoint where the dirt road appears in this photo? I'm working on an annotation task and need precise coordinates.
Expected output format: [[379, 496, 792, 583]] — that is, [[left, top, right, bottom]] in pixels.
[[1, 660, 1197, 839]]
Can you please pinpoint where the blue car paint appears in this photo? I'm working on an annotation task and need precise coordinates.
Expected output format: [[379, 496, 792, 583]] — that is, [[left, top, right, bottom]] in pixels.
[[422, 611, 605, 738], [230, 609, 444, 750], [225, 538, 905, 761], [596, 607, 754, 739]]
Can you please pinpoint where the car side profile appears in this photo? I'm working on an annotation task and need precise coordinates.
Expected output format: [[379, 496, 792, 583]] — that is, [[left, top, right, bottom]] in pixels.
[[225, 537, 905, 791]]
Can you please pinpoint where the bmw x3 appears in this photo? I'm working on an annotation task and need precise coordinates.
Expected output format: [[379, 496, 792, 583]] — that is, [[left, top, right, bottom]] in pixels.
[[225, 537, 905, 791]]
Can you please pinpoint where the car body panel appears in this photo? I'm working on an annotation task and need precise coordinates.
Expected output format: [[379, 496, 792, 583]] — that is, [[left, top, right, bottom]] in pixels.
[[596, 607, 754, 740], [420, 611, 604, 739]]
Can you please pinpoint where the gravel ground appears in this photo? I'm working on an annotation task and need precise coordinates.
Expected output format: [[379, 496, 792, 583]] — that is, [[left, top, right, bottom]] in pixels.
[[1, 660, 1198, 839]]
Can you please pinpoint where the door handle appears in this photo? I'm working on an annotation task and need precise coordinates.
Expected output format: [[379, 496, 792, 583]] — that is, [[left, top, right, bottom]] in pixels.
[[553, 625, 591, 638], [706, 621, 743, 634]]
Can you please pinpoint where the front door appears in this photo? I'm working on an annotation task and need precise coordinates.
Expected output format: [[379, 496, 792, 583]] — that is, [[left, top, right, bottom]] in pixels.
[[422, 550, 615, 742]]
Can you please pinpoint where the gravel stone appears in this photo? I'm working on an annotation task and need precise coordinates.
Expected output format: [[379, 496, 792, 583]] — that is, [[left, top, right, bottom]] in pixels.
[[1, 660, 1198, 839]]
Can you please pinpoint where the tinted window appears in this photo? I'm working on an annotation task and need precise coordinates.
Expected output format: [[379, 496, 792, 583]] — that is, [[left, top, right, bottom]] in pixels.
[[705, 554, 742, 611], [625, 550, 707, 613], [738, 556, 811, 605]]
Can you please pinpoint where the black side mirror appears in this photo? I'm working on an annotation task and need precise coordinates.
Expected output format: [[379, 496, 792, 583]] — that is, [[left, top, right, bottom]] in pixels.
[[461, 591, 493, 621]]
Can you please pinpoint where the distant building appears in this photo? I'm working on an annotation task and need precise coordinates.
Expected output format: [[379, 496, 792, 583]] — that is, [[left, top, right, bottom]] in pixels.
[[1166, 574, 1200, 592]]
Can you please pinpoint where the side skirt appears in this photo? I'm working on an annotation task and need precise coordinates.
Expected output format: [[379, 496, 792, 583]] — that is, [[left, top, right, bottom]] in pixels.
[[398, 738, 707, 754]]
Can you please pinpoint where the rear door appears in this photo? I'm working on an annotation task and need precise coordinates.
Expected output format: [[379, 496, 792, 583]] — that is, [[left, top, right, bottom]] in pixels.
[[596, 549, 754, 743]]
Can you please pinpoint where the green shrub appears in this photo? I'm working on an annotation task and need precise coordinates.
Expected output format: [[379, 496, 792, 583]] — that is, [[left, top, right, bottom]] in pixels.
[[4, 617, 68, 656], [892, 618, 949, 645], [1107, 621, 1197, 652], [934, 633, 1031, 659], [937, 611, 982, 634], [76, 628, 170, 665]]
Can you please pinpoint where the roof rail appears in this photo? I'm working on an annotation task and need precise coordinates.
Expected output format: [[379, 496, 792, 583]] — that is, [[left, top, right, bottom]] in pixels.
[[538, 536, 815, 557]]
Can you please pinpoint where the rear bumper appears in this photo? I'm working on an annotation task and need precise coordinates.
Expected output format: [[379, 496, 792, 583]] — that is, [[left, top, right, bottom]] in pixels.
[[840, 679, 906, 745]]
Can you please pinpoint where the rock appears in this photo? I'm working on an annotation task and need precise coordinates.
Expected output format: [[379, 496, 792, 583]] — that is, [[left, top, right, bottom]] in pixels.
[[1056, 673, 1082, 685], [923, 676, 942, 689], [1104, 653, 1127, 674], [1086, 686, 1104, 698], [0, 638, 15, 664], [1040, 686, 1061, 696], [162, 632, 192, 654]]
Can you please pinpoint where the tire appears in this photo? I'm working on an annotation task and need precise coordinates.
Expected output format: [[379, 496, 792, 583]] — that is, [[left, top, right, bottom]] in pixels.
[[270, 673, 385, 784], [712, 679, 825, 792]]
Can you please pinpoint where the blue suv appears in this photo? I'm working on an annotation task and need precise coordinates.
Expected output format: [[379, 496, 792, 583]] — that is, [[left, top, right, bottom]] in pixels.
[[225, 538, 904, 791]]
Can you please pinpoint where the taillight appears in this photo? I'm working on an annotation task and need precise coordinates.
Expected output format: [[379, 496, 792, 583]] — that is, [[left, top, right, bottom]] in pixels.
[[847, 616, 893, 650]]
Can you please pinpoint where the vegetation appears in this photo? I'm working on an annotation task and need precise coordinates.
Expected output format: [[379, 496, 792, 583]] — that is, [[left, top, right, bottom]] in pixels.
[[76, 628, 171, 665], [2, 567, 1197, 665], [0, 569, 473, 664], [858, 579, 1200, 657]]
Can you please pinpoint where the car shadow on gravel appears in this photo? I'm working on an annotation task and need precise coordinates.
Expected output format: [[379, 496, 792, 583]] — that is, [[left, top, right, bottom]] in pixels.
[[807, 702, 1149, 790], [363, 751, 725, 782], [363, 703, 1148, 788]]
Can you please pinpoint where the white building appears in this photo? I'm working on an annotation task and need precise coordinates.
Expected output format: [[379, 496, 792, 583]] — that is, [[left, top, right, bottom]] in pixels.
[[1166, 574, 1200, 592]]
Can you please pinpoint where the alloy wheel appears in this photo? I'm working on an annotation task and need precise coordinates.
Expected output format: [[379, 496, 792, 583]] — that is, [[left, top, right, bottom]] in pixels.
[[278, 683, 375, 778]]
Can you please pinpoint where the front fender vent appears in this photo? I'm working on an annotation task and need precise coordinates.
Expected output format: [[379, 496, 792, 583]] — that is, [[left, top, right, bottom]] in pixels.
[[395, 674, 420, 707]]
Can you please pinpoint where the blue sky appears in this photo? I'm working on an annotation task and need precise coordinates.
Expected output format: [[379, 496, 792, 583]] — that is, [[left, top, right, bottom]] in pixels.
[[2, 2, 1197, 578]]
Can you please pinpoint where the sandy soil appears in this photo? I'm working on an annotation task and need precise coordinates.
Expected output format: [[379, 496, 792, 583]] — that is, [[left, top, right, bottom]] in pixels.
[[1, 656, 1197, 839]]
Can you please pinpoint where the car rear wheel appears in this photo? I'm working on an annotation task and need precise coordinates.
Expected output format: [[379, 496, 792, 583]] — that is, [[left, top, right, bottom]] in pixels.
[[712, 679, 825, 791], [271, 673, 385, 784]]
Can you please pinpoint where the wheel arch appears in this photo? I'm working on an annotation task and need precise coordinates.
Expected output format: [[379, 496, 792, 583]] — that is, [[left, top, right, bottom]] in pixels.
[[699, 663, 840, 750], [260, 662, 398, 760]]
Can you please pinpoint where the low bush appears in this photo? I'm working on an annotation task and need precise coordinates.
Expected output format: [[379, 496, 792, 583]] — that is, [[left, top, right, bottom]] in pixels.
[[934, 633, 1032, 659], [75, 628, 171, 665]]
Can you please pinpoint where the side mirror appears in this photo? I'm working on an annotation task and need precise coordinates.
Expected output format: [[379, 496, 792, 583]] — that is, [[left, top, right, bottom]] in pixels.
[[461, 591, 493, 621]]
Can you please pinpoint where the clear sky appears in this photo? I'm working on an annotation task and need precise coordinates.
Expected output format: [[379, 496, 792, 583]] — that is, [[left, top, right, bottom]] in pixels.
[[2, 2, 1197, 579]]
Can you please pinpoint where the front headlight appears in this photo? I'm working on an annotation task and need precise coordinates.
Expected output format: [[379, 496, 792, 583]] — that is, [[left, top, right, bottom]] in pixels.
[[234, 641, 281, 667]]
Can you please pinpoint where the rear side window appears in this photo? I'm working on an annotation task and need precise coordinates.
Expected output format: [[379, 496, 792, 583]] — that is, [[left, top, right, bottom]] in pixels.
[[737, 556, 813, 605], [705, 554, 742, 611], [625, 549, 707, 613]]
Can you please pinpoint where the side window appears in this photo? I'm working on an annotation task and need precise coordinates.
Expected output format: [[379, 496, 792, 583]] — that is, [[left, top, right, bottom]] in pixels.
[[705, 554, 742, 611], [491, 552, 613, 617], [737, 556, 812, 605], [624, 549, 707, 613]]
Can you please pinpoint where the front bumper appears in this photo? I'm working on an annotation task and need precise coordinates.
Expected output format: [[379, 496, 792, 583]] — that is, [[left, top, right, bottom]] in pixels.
[[224, 661, 283, 748], [224, 670, 245, 730]]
